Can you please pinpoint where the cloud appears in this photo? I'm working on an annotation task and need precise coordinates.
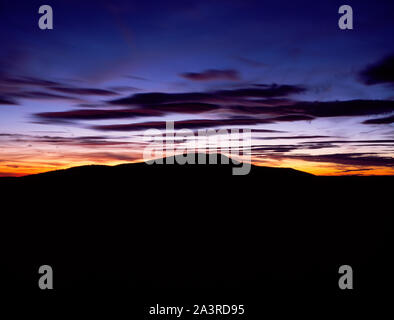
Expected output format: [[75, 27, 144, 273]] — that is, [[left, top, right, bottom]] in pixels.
[[32, 88, 394, 130], [250, 141, 337, 153], [214, 84, 306, 98], [36, 137, 130, 147], [339, 168, 374, 173], [251, 145, 300, 153], [18, 91, 78, 101], [82, 152, 139, 162], [91, 118, 274, 131], [230, 100, 394, 119], [108, 84, 306, 106], [0, 133, 133, 147], [282, 153, 394, 167], [363, 114, 394, 124], [90, 114, 315, 132], [291, 100, 394, 117], [180, 69, 240, 81], [300, 139, 394, 144], [252, 129, 285, 133], [49, 86, 118, 96], [109, 92, 213, 105], [270, 115, 314, 122], [108, 86, 141, 92], [34, 108, 162, 122], [1, 76, 60, 87], [0, 96, 18, 105], [359, 54, 394, 85], [0, 73, 120, 105], [256, 135, 331, 140], [144, 102, 221, 114]]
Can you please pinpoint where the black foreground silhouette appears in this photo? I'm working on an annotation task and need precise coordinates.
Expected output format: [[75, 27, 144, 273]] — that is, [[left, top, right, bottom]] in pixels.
[[0, 153, 392, 312]]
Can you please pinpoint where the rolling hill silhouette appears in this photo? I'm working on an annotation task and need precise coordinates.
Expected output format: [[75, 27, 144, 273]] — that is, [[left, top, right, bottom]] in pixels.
[[0, 153, 392, 303], [3, 153, 313, 180]]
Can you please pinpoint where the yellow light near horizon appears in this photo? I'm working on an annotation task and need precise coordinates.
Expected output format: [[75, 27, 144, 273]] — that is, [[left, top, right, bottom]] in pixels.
[[1, 157, 393, 177], [253, 158, 394, 176]]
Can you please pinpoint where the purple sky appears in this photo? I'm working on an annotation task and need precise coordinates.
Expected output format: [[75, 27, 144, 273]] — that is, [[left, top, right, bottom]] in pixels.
[[0, 0, 393, 176]]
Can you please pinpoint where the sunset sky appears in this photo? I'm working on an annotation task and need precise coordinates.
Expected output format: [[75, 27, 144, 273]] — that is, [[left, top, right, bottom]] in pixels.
[[0, 0, 393, 176]]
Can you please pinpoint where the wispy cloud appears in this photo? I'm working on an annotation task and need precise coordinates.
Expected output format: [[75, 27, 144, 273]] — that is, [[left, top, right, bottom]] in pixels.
[[180, 69, 240, 81], [359, 54, 394, 85]]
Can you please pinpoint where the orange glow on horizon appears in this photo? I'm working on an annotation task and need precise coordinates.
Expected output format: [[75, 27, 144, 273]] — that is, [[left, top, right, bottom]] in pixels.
[[1, 156, 393, 177]]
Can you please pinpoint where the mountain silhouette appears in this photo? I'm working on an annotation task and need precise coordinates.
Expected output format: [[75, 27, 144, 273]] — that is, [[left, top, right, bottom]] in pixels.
[[10, 153, 313, 180], [0, 153, 392, 301]]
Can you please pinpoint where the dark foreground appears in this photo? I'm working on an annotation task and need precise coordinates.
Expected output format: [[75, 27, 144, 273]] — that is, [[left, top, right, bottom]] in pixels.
[[0, 154, 392, 315]]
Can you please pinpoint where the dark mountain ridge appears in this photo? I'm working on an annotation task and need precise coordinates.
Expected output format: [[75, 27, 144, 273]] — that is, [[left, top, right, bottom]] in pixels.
[[0, 153, 314, 181]]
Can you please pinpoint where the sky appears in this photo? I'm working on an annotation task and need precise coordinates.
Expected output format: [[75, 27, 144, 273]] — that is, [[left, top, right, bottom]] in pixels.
[[0, 0, 393, 176]]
